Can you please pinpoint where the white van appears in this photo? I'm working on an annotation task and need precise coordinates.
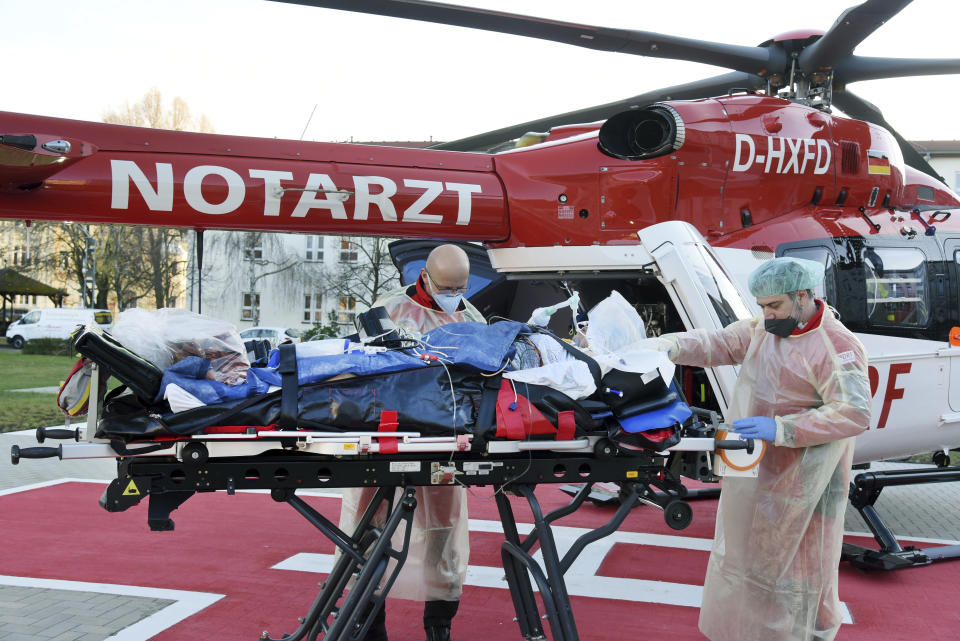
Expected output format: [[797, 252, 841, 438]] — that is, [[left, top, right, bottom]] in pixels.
[[5, 308, 113, 349]]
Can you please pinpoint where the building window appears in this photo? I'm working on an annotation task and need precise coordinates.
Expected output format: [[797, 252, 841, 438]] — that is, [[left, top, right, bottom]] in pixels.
[[12, 245, 25, 266], [338, 295, 357, 324], [304, 293, 323, 323], [241, 292, 260, 321], [243, 235, 263, 261], [305, 236, 324, 262], [339, 238, 359, 263], [865, 247, 929, 327]]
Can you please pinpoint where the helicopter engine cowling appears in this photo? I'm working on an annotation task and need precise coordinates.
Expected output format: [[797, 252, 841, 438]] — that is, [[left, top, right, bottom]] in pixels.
[[598, 105, 685, 161]]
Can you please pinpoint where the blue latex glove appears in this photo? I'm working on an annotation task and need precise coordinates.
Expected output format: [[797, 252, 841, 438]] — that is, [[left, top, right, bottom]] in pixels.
[[731, 416, 777, 443]]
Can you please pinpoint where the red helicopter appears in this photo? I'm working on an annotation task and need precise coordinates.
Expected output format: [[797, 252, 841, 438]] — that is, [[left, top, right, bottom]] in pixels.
[[2, 0, 960, 569]]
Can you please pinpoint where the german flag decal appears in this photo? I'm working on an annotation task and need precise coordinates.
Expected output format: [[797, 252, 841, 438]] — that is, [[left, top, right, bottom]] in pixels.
[[867, 149, 891, 175]]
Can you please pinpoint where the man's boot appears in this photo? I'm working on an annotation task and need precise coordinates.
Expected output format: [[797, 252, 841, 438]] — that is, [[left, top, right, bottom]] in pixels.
[[361, 602, 388, 641], [424, 625, 451, 641], [423, 599, 458, 641]]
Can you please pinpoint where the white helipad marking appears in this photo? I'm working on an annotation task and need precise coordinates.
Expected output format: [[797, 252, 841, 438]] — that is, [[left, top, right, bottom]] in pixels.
[[271, 518, 852, 623], [0, 574, 223, 641], [3, 479, 878, 626]]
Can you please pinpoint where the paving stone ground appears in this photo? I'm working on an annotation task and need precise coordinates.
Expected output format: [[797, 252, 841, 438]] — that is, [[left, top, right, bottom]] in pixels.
[[0, 586, 173, 641]]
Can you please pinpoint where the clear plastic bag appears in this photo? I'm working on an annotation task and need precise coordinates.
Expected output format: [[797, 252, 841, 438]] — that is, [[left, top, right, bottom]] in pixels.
[[584, 290, 647, 354], [504, 360, 597, 400], [112, 308, 249, 384]]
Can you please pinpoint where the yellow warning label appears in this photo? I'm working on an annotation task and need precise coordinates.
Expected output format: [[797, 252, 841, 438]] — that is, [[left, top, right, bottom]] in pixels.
[[343, 443, 357, 451], [122, 480, 140, 496], [626, 470, 638, 479]]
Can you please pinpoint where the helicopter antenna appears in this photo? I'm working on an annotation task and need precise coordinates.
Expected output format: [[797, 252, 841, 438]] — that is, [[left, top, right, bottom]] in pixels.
[[299, 104, 318, 140]]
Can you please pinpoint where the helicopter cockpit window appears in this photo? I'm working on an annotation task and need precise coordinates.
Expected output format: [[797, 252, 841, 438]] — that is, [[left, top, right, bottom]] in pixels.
[[681, 243, 752, 327], [782, 247, 836, 305], [864, 247, 929, 328]]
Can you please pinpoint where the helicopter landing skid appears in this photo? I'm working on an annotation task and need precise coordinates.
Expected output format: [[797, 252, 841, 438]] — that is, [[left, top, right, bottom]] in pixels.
[[842, 466, 960, 571]]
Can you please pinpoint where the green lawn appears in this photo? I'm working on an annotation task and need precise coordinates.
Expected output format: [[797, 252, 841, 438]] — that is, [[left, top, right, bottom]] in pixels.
[[0, 350, 77, 392], [0, 349, 78, 432]]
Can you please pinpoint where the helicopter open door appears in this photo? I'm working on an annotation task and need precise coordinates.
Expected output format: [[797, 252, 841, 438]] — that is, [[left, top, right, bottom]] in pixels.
[[941, 237, 960, 415], [636, 222, 755, 419]]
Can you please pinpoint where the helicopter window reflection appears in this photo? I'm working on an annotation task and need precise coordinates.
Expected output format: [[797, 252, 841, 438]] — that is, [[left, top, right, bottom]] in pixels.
[[864, 247, 929, 327], [681, 244, 752, 327], [782, 247, 836, 305]]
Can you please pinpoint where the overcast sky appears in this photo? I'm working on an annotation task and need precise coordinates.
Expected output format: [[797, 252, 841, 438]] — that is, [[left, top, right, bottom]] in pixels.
[[2, 0, 958, 143]]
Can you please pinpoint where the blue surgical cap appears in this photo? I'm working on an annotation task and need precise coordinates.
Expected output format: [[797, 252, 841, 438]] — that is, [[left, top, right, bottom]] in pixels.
[[748, 257, 824, 297]]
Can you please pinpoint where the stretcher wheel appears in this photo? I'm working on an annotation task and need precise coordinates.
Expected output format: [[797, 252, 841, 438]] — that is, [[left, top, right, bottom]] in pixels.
[[593, 438, 618, 459], [663, 499, 693, 530], [181, 442, 209, 465]]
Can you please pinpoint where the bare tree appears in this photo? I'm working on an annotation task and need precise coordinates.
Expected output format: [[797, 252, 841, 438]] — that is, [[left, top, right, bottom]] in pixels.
[[98, 89, 211, 309], [139, 227, 188, 308], [320, 237, 400, 309], [103, 88, 214, 133]]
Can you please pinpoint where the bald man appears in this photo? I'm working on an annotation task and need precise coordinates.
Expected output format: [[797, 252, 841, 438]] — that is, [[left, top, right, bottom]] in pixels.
[[342, 244, 484, 641], [378, 244, 483, 338]]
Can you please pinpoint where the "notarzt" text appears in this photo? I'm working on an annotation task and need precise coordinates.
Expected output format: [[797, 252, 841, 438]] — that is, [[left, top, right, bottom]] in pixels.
[[110, 160, 481, 225]]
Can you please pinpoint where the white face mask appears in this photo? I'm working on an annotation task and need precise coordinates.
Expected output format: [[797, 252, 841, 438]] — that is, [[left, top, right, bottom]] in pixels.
[[433, 292, 463, 315]]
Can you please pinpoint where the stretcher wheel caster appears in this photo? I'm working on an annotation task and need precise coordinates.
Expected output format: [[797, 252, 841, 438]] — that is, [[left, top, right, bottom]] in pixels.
[[594, 438, 618, 459], [663, 499, 693, 530], [181, 442, 208, 465]]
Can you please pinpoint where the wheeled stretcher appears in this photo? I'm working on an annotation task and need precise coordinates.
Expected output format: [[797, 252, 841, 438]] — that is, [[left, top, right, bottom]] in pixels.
[[11, 323, 759, 641]]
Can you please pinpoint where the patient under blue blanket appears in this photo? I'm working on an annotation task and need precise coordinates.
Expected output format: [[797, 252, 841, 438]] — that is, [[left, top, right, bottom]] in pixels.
[[158, 321, 529, 407]]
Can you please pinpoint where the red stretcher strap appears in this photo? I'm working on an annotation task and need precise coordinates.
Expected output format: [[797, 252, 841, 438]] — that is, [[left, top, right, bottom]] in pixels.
[[378, 410, 399, 454], [556, 410, 576, 441], [496, 380, 527, 440]]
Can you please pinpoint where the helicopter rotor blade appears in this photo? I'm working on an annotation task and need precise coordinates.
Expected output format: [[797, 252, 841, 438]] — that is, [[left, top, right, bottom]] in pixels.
[[429, 71, 765, 152], [835, 55, 960, 83], [798, 0, 912, 71], [273, 0, 782, 76], [831, 89, 943, 183]]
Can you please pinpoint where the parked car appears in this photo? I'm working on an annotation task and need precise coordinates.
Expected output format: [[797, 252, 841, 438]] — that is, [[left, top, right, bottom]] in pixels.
[[5, 308, 113, 349], [239, 326, 302, 349]]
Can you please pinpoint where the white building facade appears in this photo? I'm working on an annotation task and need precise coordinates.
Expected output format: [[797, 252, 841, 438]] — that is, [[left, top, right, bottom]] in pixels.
[[185, 231, 398, 334]]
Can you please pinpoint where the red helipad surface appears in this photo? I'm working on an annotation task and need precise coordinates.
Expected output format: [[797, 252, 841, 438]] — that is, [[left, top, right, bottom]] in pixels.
[[0, 481, 957, 640]]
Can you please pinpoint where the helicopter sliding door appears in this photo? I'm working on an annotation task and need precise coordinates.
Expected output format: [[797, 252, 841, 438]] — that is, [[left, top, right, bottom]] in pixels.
[[941, 237, 960, 415]]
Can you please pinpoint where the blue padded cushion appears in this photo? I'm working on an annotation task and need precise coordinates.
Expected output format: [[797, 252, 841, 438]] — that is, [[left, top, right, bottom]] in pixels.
[[617, 399, 692, 433]]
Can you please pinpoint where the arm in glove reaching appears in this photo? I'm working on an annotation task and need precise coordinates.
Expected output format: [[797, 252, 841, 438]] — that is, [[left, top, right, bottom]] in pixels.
[[635, 336, 680, 360], [731, 416, 777, 442]]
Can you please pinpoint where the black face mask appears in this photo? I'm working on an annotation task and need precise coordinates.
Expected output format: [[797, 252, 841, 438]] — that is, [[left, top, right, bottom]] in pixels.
[[764, 316, 798, 338], [764, 295, 801, 338]]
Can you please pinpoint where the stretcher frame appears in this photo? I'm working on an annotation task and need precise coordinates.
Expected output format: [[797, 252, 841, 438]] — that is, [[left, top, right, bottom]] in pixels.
[[14, 363, 747, 641]]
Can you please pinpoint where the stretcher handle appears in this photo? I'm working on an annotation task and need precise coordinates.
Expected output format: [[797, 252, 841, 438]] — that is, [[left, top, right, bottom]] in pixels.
[[714, 438, 756, 455], [36, 427, 81, 443], [10, 444, 62, 465]]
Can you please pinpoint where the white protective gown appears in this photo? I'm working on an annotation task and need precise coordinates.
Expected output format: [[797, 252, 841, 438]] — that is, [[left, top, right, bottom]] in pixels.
[[340, 285, 485, 602], [661, 305, 870, 641]]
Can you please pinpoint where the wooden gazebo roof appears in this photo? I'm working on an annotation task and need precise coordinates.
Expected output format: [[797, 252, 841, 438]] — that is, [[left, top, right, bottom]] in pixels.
[[0, 267, 65, 298]]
